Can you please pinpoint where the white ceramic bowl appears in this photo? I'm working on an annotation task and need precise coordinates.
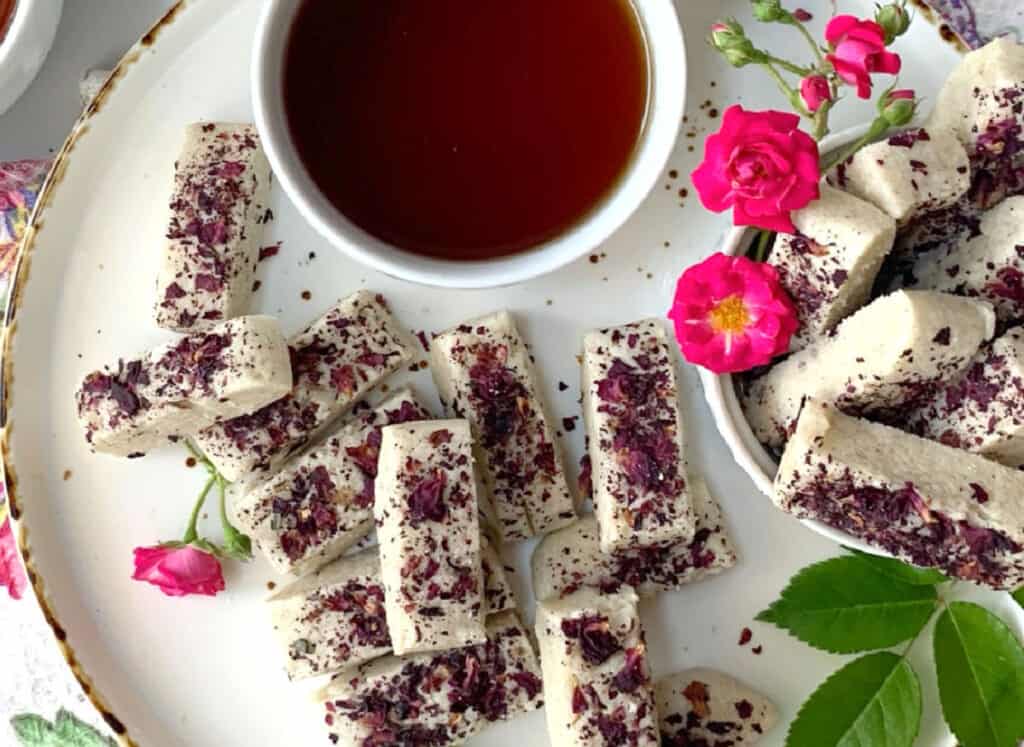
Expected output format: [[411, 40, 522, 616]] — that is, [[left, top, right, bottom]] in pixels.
[[698, 123, 890, 554], [0, 0, 62, 116], [252, 0, 686, 289]]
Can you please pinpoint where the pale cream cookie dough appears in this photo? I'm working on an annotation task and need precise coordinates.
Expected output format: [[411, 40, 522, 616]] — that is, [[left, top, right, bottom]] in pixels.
[[908, 327, 1024, 467], [267, 537, 514, 680], [76, 314, 291, 456], [431, 311, 576, 542], [770, 185, 896, 351], [154, 123, 272, 331], [194, 290, 415, 482], [908, 196, 1024, 326], [742, 290, 996, 448], [234, 388, 430, 576], [535, 587, 660, 747], [320, 611, 543, 745], [930, 37, 1024, 160], [828, 127, 970, 226], [656, 668, 778, 745], [374, 419, 486, 655], [581, 319, 694, 553], [531, 477, 736, 601], [775, 399, 1024, 590]]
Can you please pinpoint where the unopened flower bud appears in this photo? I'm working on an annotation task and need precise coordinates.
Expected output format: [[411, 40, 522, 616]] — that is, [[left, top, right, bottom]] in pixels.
[[709, 20, 760, 68], [751, 0, 786, 23], [800, 75, 833, 113], [881, 89, 917, 126], [876, 3, 911, 43]]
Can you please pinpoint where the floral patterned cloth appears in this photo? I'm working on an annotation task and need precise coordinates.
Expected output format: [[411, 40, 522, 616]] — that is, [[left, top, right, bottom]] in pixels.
[[930, 0, 1024, 47], [0, 160, 49, 302]]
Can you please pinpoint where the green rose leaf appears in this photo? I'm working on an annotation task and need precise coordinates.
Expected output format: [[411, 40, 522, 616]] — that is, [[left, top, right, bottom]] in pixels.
[[845, 547, 948, 586], [1012, 588, 1024, 611], [787, 652, 922, 747], [756, 556, 938, 653], [934, 602, 1024, 747], [10, 715, 51, 746]]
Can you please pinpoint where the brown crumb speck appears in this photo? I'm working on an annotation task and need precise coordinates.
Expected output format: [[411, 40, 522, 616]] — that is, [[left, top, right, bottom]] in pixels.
[[185, 457, 197, 468], [267, 581, 277, 591], [589, 254, 600, 264], [62, 470, 72, 481], [752, 645, 763, 655], [301, 290, 312, 301]]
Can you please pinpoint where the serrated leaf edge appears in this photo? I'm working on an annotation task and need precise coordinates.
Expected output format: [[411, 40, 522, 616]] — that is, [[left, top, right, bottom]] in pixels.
[[845, 547, 948, 585], [786, 652, 923, 747], [935, 602, 1023, 747], [756, 556, 937, 654], [764, 599, 938, 654]]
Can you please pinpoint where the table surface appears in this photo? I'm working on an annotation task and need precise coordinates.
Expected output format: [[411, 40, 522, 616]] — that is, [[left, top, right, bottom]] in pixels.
[[1, 1, 1023, 746]]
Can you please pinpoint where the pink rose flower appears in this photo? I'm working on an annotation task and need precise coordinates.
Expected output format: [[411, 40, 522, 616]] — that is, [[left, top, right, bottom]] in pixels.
[[0, 515, 27, 600], [132, 544, 225, 597], [825, 15, 902, 99], [800, 75, 833, 113], [668, 252, 798, 374], [692, 105, 820, 234]]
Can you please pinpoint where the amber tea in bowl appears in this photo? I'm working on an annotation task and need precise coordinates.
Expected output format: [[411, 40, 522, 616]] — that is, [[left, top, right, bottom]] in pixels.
[[253, 0, 686, 287]]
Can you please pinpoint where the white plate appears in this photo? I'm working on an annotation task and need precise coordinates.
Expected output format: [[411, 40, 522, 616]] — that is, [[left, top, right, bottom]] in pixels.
[[3, 1, 1020, 746]]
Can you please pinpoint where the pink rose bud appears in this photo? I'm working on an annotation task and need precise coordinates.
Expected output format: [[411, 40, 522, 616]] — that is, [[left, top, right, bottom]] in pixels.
[[691, 105, 820, 234], [888, 88, 915, 100], [132, 543, 225, 597], [793, 9, 813, 22], [826, 15, 902, 99], [800, 75, 833, 113]]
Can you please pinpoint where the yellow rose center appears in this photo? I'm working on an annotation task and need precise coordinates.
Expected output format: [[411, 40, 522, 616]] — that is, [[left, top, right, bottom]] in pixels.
[[708, 295, 750, 334]]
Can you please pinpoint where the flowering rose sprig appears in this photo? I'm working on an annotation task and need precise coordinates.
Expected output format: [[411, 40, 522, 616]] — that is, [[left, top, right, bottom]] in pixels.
[[674, 3, 921, 375], [711, 2, 914, 141], [131, 444, 252, 598]]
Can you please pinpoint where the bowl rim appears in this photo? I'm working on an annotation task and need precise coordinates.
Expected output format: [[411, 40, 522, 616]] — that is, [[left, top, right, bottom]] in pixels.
[[0, 0, 46, 60], [697, 121, 900, 555], [250, 0, 687, 289]]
